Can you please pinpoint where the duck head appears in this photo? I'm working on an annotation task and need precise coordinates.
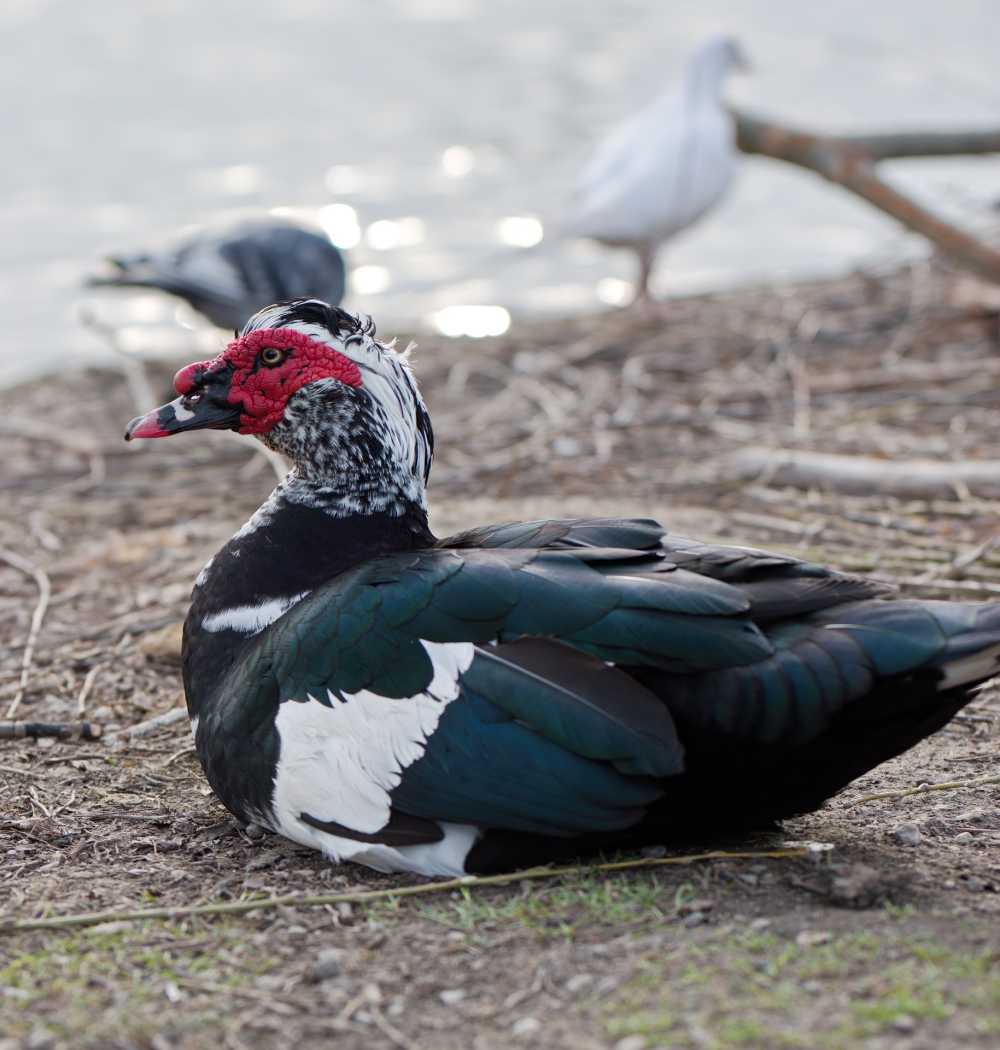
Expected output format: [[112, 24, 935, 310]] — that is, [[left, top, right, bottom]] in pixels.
[[126, 299, 434, 510]]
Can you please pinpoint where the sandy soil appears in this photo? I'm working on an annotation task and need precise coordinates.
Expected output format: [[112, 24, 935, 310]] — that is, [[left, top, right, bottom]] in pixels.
[[1, 262, 999, 1049]]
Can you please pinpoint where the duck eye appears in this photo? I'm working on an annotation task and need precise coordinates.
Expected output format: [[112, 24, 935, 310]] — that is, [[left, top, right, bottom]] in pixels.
[[260, 346, 287, 367]]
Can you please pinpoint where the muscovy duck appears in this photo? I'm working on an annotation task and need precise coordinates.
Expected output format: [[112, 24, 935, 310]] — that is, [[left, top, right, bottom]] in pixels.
[[88, 218, 347, 332], [568, 34, 746, 303], [125, 299, 1000, 877]]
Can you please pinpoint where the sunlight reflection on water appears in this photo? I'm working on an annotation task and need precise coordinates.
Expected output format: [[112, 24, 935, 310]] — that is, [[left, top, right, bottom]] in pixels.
[[431, 305, 512, 338]]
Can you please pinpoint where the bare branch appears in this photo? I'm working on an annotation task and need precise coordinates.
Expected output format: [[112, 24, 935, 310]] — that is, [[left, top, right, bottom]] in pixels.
[[734, 110, 1000, 284], [0, 721, 102, 741], [728, 447, 1000, 500]]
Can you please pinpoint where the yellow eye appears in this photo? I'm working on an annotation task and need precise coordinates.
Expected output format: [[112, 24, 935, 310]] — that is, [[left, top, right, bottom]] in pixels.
[[260, 346, 286, 367]]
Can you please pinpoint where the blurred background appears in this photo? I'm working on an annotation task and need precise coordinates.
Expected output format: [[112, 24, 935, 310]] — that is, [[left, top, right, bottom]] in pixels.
[[2, 0, 999, 385]]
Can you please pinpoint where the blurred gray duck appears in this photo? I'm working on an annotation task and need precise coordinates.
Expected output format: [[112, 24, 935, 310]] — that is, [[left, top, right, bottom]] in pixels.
[[87, 218, 347, 331]]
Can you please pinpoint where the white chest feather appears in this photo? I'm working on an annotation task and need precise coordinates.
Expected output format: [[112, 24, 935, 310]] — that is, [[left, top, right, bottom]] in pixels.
[[268, 640, 479, 876]]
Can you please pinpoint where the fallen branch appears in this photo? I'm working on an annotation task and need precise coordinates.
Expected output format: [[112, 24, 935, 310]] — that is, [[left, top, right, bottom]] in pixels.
[[1, 548, 52, 719], [0, 847, 812, 933], [734, 111, 1000, 284], [846, 773, 1000, 807], [728, 447, 1000, 500], [0, 721, 102, 741]]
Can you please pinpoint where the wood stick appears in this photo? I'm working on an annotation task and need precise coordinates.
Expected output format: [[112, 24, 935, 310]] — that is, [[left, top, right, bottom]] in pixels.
[[75, 663, 103, 717], [846, 773, 1000, 807], [1, 548, 52, 719], [0, 721, 102, 741], [0, 847, 812, 933], [728, 447, 1000, 500], [104, 706, 188, 743], [734, 111, 1000, 284]]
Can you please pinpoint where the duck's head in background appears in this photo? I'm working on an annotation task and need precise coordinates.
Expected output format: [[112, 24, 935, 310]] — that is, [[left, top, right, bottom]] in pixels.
[[125, 299, 434, 512]]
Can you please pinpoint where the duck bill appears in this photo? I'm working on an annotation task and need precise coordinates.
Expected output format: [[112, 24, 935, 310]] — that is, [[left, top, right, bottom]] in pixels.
[[125, 394, 242, 441]]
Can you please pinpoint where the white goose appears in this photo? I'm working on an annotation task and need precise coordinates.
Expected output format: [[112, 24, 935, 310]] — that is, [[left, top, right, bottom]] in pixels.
[[569, 34, 748, 304]]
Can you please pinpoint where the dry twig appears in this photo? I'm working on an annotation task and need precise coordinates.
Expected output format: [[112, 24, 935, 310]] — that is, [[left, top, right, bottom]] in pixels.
[[104, 705, 188, 743], [1, 547, 52, 719], [0, 721, 101, 741], [846, 773, 1000, 807], [0, 847, 813, 933]]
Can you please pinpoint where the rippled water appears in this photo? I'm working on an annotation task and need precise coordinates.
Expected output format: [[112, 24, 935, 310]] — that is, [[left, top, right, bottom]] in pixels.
[[2, 0, 998, 384]]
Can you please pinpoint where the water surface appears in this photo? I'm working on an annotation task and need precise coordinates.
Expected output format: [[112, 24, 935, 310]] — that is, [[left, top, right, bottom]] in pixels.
[[2, 0, 998, 384]]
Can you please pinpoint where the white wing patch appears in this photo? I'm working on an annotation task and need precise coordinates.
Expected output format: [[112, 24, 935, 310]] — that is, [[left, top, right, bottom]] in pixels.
[[201, 591, 311, 634], [269, 640, 478, 875]]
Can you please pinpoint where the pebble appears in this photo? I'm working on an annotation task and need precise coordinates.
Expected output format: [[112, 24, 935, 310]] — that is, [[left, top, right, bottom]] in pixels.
[[511, 1017, 542, 1038], [891, 1014, 917, 1033], [552, 436, 581, 458], [795, 930, 832, 948], [138, 621, 185, 664], [892, 822, 923, 847], [565, 973, 593, 994], [439, 989, 465, 1005], [26, 1027, 55, 1050], [954, 831, 974, 843], [678, 898, 715, 916], [307, 948, 344, 982], [615, 1037, 649, 1050]]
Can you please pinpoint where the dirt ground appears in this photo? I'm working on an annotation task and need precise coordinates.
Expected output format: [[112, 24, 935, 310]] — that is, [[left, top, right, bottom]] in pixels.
[[2, 261, 1000, 1049]]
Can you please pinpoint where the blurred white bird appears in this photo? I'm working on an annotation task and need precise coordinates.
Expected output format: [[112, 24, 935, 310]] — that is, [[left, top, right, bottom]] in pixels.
[[568, 35, 748, 305]]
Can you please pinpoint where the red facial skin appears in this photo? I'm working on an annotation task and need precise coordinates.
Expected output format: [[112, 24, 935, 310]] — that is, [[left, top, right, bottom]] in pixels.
[[174, 328, 363, 435]]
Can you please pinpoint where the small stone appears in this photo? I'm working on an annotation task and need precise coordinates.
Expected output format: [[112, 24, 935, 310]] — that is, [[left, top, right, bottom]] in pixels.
[[138, 622, 185, 664], [26, 1027, 55, 1050], [615, 1037, 649, 1050], [892, 822, 922, 847], [677, 898, 715, 916], [748, 918, 771, 931], [565, 973, 593, 994], [954, 831, 974, 843], [683, 911, 710, 928], [891, 1014, 917, 1033], [552, 436, 581, 458], [243, 823, 266, 841], [512, 1017, 541, 1038], [89, 921, 135, 935], [439, 989, 465, 1005], [795, 930, 832, 948], [307, 948, 344, 982]]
